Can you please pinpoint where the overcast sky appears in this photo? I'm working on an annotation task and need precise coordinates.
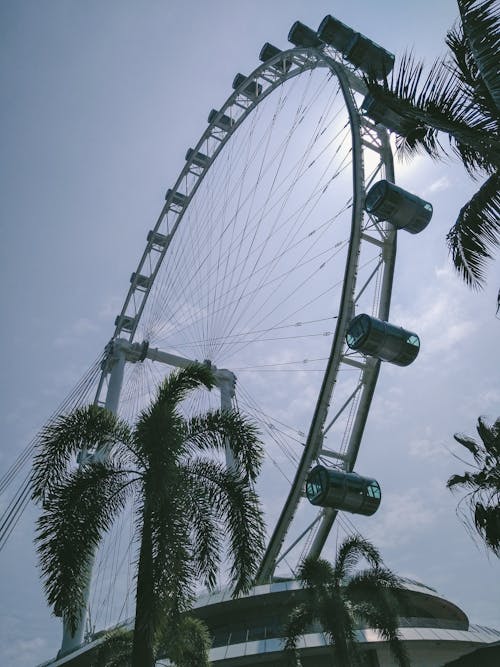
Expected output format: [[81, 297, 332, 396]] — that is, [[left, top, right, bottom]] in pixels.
[[1, 2, 499, 666]]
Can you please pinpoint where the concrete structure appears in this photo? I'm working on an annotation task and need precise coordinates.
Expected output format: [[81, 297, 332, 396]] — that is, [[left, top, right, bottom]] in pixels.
[[39, 578, 500, 667]]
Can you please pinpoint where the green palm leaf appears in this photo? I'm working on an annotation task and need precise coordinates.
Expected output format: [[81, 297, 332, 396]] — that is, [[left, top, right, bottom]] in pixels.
[[448, 415, 500, 556], [459, 0, 500, 111], [447, 171, 500, 288], [185, 409, 263, 481], [31, 405, 130, 503], [285, 540, 408, 667], [36, 462, 130, 632]]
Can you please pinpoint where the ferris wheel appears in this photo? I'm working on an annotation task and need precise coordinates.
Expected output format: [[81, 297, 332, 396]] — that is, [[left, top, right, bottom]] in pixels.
[[86, 17, 433, 630], [0, 14, 433, 658]]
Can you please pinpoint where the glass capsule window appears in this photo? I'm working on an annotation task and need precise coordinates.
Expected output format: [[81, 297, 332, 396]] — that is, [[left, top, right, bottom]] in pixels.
[[366, 481, 381, 499], [345, 315, 369, 349], [407, 334, 420, 347], [306, 470, 324, 503]]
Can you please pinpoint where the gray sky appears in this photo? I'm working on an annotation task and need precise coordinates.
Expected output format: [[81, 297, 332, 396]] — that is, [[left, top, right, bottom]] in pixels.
[[1, 2, 499, 666]]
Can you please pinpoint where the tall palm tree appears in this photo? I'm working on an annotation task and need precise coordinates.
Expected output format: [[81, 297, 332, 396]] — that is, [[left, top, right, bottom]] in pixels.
[[31, 363, 266, 667], [365, 0, 499, 289], [284, 536, 410, 667], [447, 415, 500, 556]]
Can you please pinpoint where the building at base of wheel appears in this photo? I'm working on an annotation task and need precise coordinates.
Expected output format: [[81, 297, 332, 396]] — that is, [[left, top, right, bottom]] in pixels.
[[39, 579, 500, 667]]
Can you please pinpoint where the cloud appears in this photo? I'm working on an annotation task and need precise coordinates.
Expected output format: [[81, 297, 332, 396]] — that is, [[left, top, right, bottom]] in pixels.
[[391, 262, 479, 362], [408, 426, 448, 461], [424, 175, 451, 195], [0, 636, 50, 667], [363, 487, 442, 549], [53, 317, 99, 347]]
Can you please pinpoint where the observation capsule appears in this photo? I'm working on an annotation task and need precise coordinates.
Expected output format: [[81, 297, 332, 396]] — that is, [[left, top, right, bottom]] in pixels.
[[318, 15, 394, 79], [306, 465, 381, 516], [361, 94, 416, 135], [288, 21, 322, 48], [365, 180, 433, 234], [259, 42, 281, 61], [232, 73, 263, 100], [346, 314, 420, 366], [259, 42, 292, 73]]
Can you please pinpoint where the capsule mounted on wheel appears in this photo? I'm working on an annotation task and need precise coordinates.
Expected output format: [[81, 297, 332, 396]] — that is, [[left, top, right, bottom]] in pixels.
[[306, 465, 381, 516], [365, 180, 433, 234], [346, 314, 420, 366]]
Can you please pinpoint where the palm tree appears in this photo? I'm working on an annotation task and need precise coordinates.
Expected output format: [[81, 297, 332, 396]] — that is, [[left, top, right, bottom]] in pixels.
[[365, 0, 499, 289], [31, 363, 266, 667], [89, 615, 211, 667], [447, 415, 500, 556], [284, 536, 410, 667]]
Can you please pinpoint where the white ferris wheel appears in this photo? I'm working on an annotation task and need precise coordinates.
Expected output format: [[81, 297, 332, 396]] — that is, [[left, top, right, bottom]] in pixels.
[[1, 15, 433, 660]]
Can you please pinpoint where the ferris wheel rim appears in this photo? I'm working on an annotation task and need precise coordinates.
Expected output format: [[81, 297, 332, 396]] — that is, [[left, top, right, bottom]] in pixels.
[[95, 43, 397, 585]]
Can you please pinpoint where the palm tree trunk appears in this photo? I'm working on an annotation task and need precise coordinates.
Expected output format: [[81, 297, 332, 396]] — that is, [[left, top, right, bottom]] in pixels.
[[131, 502, 156, 667], [332, 630, 352, 667]]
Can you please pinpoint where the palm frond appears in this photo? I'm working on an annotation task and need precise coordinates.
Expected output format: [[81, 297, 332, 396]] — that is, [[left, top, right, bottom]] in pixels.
[[346, 568, 409, 667], [453, 432, 481, 458], [181, 457, 265, 595], [477, 416, 500, 455], [335, 536, 382, 581], [447, 471, 478, 490], [449, 413, 500, 556], [31, 405, 130, 503], [352, 599, 409, 667], [150, 497, 195, 617], [445, 23, 498, 125], [446, 171, 500, 288], [184, 487, 222, 589], [366, 52, 499, 171], [474, 503, 500, 554], [90, 628, 132, 667], [139, 364, 216, 425], [283, 603, 315, 653], [36, 462, 129, 632], [185, 409, 263, 481], [459, 0, 500, 112], [296, 555, 336, 593], [159, 615, 212, 667]]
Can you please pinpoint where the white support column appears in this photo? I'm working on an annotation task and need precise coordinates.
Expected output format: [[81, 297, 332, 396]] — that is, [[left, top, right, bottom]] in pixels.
[[214, 369, 237, 470], [59, 339, 131, 657]]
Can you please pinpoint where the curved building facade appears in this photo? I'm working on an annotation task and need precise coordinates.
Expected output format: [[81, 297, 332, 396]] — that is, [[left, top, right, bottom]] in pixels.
[[192, 579, 500, 666], [40, 579, 500, 667]]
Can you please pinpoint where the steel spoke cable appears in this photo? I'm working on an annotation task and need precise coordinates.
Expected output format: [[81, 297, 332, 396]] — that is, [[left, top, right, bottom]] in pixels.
[[0, 355, 105, 552], [144, 68, 340, 350], [147, 200, 350, 352], [147, 94, 297, 347], [141, 70, 346, 360], [206, 100, 269, 358], [146, 201, 347, 362], [217, 182, 351, 361], [0, 473, 32, 552], [222, 252, 380, 364], [146, 235, 347, 362], [236, 385, 301, 467], [232, 355, 330, 370], [213, 85, 347, 354], [217, 241, 348, 363], [0, 354, 103, 495], [163, 142, 352, 366], [143, 85, 286, 341], [166, 315, 338, 351], [212, 78, 327, 350]]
